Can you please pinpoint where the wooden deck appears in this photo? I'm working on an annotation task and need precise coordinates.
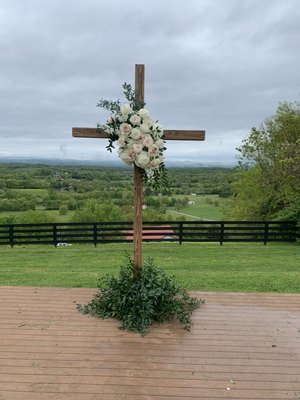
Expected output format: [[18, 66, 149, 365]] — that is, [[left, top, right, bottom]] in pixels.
[[0, 287, 299, 399]]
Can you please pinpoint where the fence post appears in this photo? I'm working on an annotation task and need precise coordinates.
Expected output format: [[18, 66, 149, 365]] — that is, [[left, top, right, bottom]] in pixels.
[[264, 222, 269, 245], [179, 222, 183, 245], [53, 224, 58, 247], [9, 225, 14, 248], [220, 222, 224, 246], [288, 221, 297, 242], [93, 223, 97, 247]]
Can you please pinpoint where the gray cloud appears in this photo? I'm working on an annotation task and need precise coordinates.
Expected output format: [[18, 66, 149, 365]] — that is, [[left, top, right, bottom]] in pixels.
[[1, 0, 300, 165]]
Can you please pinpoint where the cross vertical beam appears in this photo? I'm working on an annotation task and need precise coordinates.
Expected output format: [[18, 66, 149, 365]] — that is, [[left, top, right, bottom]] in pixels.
[[133, 64, 144, 272]]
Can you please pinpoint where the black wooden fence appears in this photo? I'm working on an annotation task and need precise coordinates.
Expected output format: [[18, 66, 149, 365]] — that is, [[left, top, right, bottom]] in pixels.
[[0, 221, 298, 247]]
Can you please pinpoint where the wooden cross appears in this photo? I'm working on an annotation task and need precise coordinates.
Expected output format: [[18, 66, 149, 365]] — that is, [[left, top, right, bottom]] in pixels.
[[72, 64, 205, 272]]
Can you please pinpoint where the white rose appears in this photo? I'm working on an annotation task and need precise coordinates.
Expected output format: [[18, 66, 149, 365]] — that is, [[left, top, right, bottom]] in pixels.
[[133, 143, 143, 153], [130, 127, 142, 140], [117, 137, 126, 147], [119, 149, 134, 165], [143, 135, 154, 148], [119, 123, 132, 135], [138, 108, 150, 119], [136, 152, 150, 168], [142, 117, 154, 126], [129, 114, 141, 126], [140, 123, 150, 134], [156, 139, 164, 149], [150, 158, 161, 168], [120, 103, 132, 116], [148, 144, 159, 155]]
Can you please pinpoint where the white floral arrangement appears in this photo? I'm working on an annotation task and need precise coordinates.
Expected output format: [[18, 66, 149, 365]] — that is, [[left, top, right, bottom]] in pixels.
[[97, 83, 167, 187]]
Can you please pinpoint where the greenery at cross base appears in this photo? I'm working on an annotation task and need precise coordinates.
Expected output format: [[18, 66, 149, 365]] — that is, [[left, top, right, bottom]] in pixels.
[[77, 255, 204, 335], [226, 102, 300, 222], [0, 242, 299, 293]]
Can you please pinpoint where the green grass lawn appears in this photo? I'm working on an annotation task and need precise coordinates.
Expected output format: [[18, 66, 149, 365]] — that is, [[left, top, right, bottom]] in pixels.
[[0, 210, 75, 222], [0, 211, 25, 217], [168, 195, 228, 220], [0, 242, 299, 293]]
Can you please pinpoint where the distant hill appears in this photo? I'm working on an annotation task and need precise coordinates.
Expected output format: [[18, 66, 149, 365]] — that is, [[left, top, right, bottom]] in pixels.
[[0, 156, 235, 168], [0, 156, 122, 167]]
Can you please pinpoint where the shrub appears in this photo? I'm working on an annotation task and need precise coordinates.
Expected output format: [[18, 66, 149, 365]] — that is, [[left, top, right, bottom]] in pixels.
[[59, 204, 68, 215], [72, 200, 125, 222], [0, 215, 16, 224], [16, 210, 57, 224], [77, 256, 204, 335]]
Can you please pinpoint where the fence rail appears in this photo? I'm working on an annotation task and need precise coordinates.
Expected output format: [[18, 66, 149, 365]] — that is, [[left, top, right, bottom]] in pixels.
[[0, 221, 298, 247]]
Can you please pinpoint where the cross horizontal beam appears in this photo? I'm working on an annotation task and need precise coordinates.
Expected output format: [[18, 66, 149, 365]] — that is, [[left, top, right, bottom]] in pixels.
[[72, 127, 205, 141]]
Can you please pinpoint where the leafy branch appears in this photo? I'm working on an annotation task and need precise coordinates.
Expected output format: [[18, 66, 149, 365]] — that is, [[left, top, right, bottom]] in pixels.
[[97, 99, 121, 113]]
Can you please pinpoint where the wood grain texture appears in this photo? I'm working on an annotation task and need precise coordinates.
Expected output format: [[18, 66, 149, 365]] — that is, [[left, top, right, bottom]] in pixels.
[[133, 165, 143, 270], [72, 127, 108, 138], [133, 64, 145, 270], [135, 64, 144, 110], [0, 287, 299, 399], [72, 127, 205, 141], [162, 130, 205, 141]]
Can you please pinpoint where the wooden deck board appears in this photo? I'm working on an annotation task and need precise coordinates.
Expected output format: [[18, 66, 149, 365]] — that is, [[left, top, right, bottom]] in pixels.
[[0, 287, 299, 399]]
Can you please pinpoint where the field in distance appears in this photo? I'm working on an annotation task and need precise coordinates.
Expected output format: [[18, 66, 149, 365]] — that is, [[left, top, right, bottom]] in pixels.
[[167, 195, 228, 221]]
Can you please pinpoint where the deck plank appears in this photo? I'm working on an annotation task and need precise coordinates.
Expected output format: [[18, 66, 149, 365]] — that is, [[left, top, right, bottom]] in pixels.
[[0, 287, 299, 399]]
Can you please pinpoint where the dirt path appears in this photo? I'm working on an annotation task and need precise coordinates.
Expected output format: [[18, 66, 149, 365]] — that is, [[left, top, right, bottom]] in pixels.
[[167, 210, 215, 221]]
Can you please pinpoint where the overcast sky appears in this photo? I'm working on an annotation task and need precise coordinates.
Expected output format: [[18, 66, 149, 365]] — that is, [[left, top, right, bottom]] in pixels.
[[1, 0, 299, 166]]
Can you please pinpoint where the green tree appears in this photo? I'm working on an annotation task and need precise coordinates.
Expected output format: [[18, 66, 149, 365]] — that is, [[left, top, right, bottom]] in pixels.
[[228, 102, 300, 221], [59, 204, 68, 215], [0, 215, 16, 224], [17, 210, 57, 224], [142, 208, 171, 221], [71, 200, 125, 222]]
